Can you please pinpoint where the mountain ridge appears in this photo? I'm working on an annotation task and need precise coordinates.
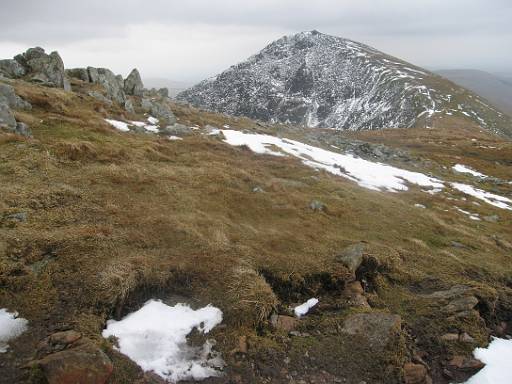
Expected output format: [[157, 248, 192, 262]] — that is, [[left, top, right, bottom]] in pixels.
[[178, 30, 512, 137]]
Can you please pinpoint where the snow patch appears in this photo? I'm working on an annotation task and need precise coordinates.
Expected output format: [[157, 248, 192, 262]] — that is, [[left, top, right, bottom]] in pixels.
[[451, 183, 512, 210], [102, 300, 224, 382], [221, 130, 444, 193], [294, 298, 319, 317], [105, 119, 130, 132], [464, 338, 512, 384], [453, 164, 487, 178], [0, 308, 28, 353]]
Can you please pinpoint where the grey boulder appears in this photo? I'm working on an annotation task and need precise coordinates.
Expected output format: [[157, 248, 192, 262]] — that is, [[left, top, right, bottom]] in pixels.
[[141, 97, 176, 124], [0, 59, 26, 78], [66, 68, 90, 82], [14, 47, 69, 90], [87, 68, 126, 104], [0, 102, 16, 130], [160, 123, 191, 136], [0, 83, 32, 110], [124, 68, 144, 96]]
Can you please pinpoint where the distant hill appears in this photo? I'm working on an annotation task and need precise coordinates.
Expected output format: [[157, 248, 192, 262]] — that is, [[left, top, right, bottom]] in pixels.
[[178, 30, 512, 137], [436, 69, 512, 116], [142, 77, 194, 98]]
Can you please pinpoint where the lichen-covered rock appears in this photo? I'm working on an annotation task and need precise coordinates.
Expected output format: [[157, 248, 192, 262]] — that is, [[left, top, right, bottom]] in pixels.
[[160, 123, 191, 136], [13, 47, 69, 90], [0, 83, 32, 110], [0, 59, 26, 78], [0, 102, 16, 130], [141, 98, 176, 124], [335, 243, 366, 274], [124, 68, 144, 96], [66, 68, 90, 82], [86, 68, 126, 104]]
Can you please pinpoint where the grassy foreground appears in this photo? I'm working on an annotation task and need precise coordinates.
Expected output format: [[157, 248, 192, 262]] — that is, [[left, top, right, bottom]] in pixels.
[[1, 80, 511, 383]]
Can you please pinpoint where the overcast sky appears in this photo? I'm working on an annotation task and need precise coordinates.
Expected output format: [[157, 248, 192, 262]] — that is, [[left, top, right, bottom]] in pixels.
[[1, 0, 511, 83]]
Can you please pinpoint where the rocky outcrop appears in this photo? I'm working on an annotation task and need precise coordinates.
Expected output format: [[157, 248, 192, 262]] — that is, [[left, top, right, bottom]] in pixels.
[[94, 68, 126, 104], [124, 68, 144, 96], [141, 97, 176, 124], [66, 68, 90, 82], [0, 83, 32, 137], [13, 47, 70, 91], [0, 83, 32, 110], [0, 59, 26, 78]]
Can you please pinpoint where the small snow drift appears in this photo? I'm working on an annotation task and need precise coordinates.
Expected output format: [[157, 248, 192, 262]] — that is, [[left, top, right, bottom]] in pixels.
[[453, 164, 487, 178], [221, 130, 444, 193], [0, 308, 28, 353], [451, 183, 512, 210], [102, 299, 224, 382], [105, 116, 160, 133], [464, 338, 512, 384], [294, 298, 319, 317]]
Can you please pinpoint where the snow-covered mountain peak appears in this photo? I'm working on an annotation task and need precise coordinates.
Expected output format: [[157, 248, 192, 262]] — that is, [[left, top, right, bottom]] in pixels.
[[178, 31, 512, 136]]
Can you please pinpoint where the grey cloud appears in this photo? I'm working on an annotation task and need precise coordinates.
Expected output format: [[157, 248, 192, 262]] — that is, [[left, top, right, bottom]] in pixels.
[[0, 0, 510, 79]]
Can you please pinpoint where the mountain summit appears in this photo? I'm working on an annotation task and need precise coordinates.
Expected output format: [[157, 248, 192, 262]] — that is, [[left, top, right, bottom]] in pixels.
[[178, 31, 511, 136]]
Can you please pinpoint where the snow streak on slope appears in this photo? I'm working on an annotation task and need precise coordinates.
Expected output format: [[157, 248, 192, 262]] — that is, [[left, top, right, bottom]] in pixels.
[[178, 31, 511, 135], [221, 130, 444, 192], [221, 130, 512, 210]]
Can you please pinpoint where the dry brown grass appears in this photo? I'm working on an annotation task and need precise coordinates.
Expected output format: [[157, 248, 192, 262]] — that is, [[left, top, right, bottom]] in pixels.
[[1, 78, 511, 383]]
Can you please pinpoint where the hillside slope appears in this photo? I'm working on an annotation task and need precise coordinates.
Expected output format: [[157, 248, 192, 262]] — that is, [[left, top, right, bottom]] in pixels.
[[1, 72, 512, 384], [436, 69, 512, 117], [178, 31, 512, 137]]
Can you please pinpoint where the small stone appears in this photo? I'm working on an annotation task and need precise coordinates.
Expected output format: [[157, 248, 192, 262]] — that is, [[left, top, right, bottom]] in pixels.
[[483, 215, 499, 223], [448, 355, 485, 372], [6, 212, 28, 222], [252, 186, 264, 193], [459, 332, 475, 343], [335, 243, 366, 273], [403, 362, 428, 384], [440, 333, 459, 342], [309, 199, 325, 212], [270, 314, 299, 332], [49, 330, 82, 347]]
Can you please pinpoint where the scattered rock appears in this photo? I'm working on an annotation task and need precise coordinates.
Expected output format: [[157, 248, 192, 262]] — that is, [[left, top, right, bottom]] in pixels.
[[141, 97, 176, 124], [0, 83, 32, 110], [161, 123, 190, 136], [482, 214, 499, 223], [0, 59, 27, 78], [403, 363, 429, 384], [270, 314, 299, 332], [124, 68, 144, 96], [94, 68, 126, 104], [341, 281, 369, 308], [87, 91, 113, 106], [35, 341, 113, 384], [66, 68, 90, 82], [424, 285, 479, 320], [252, 186, 264, 193], [0, 101, 16, 130], [459, 332, 475, 343], [5, 212, 28, 222], [440, 333, 459, 342], [309, 199, 325, 212], [335, 243, 366, 274], [447, 355, 484, 372], [341, 312, 401, 349]]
